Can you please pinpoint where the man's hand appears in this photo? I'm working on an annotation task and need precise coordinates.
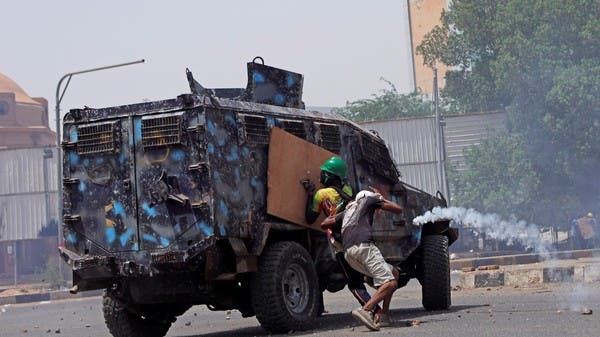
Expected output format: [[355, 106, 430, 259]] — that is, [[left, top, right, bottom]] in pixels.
[[320, 215, 337, 229], [300, 178, 316, 194]]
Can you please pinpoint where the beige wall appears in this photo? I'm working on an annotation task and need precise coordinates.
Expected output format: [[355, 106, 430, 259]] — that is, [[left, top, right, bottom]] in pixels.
[[0, 92, 54, 148], [408, 0, 448, 93]]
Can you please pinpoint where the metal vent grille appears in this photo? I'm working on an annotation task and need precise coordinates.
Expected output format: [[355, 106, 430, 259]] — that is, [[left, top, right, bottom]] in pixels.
[[142, 116, 182, 148], [77, 122, 117, 155], [279, 119, 306, 139], [317, 123, 341, 153], [242, 115, 269, 145], [360, 135, 398, 181]]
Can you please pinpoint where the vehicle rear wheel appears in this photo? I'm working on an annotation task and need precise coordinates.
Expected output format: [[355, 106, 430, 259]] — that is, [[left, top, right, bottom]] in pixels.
[[420, 234, 451, 310], [251, 241, 320, 333], [103, 291, 173, 337]]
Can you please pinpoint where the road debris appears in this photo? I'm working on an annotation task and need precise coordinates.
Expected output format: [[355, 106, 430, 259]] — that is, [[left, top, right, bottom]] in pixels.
[[580, 308, 593, 315]]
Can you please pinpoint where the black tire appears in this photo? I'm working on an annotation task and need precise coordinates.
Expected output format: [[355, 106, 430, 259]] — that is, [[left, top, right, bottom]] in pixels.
[[420, 234, 451, 310], [251, 241, 320, 333], [103, 291, 172, 337]]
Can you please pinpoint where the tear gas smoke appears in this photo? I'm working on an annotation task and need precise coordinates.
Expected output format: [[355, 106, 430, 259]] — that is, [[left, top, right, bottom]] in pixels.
[[413, 206, 553, 254]]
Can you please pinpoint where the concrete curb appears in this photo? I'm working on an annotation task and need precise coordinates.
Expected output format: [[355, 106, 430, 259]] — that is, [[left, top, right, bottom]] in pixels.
[[459, 262, 600, 289], [0, 289, 103, 306], [451, 249, 600, 270]]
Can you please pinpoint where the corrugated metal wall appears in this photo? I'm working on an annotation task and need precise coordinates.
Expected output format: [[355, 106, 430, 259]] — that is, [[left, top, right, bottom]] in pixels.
[[361, 116, 441, 195], [360, 111, 507, 196], [444, 111, 507, 171], [0, 147, 58, 241]]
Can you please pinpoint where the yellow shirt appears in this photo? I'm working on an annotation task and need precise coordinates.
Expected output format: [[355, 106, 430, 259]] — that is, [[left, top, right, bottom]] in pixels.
[[311, 185, 353, 216]]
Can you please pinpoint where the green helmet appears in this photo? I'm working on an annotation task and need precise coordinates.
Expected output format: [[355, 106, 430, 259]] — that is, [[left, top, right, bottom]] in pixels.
[[320, 157, 348, 179]]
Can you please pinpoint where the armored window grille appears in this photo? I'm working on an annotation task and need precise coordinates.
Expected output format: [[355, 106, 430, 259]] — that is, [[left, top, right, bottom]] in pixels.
[[77, 122, 117, 155], [278, 119, 306, 139], [360, 134, 398, 181], [240, 114, 269, 145], [142, 115, 182, 148], [316, 123, 341, 153]]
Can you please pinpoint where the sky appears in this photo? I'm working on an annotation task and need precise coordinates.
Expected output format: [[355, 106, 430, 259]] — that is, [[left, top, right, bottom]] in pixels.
[[3, 0, 414, 130]]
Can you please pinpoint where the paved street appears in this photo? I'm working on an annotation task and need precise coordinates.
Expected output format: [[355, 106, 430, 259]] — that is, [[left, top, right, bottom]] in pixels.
[[1, 280, 598, 337]]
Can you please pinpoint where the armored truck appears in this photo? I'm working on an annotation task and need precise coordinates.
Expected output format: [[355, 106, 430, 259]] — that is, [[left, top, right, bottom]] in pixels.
[[59, 57, 457, 336]]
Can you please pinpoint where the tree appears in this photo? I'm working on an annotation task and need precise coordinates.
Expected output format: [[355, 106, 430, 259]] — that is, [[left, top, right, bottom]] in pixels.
[[420, 0, 600, 224], [333, 78, 434, 122]]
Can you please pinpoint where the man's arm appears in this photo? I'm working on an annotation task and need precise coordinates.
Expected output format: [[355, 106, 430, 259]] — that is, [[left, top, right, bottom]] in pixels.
[[301, 179, 319, 224], [380, 199, 402, 214]]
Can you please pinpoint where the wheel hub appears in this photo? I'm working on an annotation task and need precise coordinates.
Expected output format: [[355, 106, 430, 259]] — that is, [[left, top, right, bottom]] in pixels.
[[282, 263, 309, 314]]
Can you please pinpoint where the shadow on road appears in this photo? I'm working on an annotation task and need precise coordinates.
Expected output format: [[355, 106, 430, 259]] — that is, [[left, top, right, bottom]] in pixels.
[[174, 304, 487, 337]]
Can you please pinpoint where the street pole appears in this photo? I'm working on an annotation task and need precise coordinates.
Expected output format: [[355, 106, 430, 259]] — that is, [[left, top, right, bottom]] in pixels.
[[54, 59, 145, 280], [433, 67, 450, 203]]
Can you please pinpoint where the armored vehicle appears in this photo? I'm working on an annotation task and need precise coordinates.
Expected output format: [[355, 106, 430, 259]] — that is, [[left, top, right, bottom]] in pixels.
[[59, 57, 457, 336]]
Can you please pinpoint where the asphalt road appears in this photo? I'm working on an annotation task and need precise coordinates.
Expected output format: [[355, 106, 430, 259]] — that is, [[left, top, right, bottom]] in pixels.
[[0, 280, 598, 337]]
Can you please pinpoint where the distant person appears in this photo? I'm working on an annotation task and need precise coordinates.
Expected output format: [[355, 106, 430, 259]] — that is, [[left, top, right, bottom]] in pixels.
[[321, 189, 402, 331], [572, 212, 597, 249]]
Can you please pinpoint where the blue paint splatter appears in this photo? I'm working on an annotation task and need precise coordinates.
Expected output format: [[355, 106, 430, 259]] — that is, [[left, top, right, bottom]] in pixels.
[[159, 237, 170, 247], [142, 233, 158, 243], [78, 182, 87, 192], [234, 167, 241, 181], [207, 121, 216, 136], [218, 225, 227, 236], [225, 146, 239, 162], [170, 149, 185, 161], [105, 227, 116, 244], [224, 114, 236, 125], [174, 223, 181, 233], [135, 120, 142, 142], [266, 118, 275, 127], [251, 177, 259, 187], [83, 159, 89, 167], [69, 152, 79, 165], [113, 202, 125, 217], [213, 171, 221, 182], [196, 221, 214, 236], [253, 71, 265, 83], [274, 93, 285, 105], [241, 207, 249, 217], [95, 158, 105, 164], [142, 203, 158, 218], [120, 229, 134, 246], [286, 74, 296, 88], [242, 146, 250, 157], [66, 233, 77, 243], [217, 137, 225, 146], [70, 130, 78, 142], [219, 200, 228, 217], [208, 143, 215, 154], [119, 154, 126, 165], [132, 243, 139, 251]]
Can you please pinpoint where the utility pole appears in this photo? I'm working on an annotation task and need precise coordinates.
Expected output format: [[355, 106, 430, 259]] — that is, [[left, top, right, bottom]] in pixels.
[[433, 67, 450, 203]]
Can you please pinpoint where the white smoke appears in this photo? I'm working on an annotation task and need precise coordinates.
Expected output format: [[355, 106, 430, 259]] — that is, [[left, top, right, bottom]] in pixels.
[[413, 206, 553, 254]]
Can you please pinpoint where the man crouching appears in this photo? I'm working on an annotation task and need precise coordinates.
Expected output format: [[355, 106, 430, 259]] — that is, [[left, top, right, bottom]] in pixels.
[[321, 189, 402, 331]]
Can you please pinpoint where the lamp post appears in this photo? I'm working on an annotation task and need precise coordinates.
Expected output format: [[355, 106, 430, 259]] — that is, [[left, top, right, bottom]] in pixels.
[[54, 59, 145, 278]]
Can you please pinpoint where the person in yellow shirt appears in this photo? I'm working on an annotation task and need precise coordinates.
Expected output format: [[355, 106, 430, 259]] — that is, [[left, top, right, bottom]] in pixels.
[[301, 157, 382, 318]]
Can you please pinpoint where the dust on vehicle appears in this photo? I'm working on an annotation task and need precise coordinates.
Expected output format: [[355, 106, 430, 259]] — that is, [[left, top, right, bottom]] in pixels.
[[59, 57, 457, 336]]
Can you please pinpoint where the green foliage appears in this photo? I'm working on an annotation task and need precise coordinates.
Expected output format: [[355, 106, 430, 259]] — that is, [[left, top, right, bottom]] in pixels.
[[421, 0, 600, 224], [333, 78, 434, 122], [450, 132, 541, 222]]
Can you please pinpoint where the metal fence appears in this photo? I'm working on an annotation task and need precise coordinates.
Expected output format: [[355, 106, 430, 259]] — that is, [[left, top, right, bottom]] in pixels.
[[360, 111, 507, 196], [0, 147, 58, 241]]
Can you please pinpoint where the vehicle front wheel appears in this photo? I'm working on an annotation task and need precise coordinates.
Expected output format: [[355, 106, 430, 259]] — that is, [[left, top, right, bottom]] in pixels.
[[103, 291, 173, 337], [251, 241, 320, 333], [420, 234, 451, 310]]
